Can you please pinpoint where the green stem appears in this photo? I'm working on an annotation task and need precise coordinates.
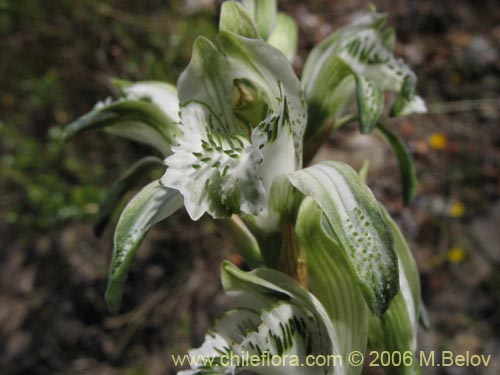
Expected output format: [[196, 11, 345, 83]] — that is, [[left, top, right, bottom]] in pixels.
[[218, 216, 264, 268]]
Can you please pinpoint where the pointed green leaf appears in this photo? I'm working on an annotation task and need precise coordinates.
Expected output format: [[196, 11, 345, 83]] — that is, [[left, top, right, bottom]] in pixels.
[[94, 156, 165, 237], [368, 206, 423, 375], [356, 76, 384, 134], [105, 180, 183, 312], [376, 121, 417, 204], [268, 13, 298, 61], [241, 0, 277, 40], [296, 197, 368, 375], [285, 161, 399, 315]]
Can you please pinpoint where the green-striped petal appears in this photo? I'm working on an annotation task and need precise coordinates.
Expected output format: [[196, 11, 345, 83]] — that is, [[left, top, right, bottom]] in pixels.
[[239, 0, 298, 61], [302, 9, 426, 141], [296, 197, 368, 375], [368, 206, 423, 374], [161, 101, 267, 220], [285, 161, 399, 315], [105, 180, 183, 312], [356, 75, 384, 134], [65, 81, 179, 156], [65, 100, 173, 155], [179, 261, 340, 375]]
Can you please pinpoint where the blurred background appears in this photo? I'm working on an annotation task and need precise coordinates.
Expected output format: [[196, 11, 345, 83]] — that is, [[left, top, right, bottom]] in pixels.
[[1, 0, 499, 374]]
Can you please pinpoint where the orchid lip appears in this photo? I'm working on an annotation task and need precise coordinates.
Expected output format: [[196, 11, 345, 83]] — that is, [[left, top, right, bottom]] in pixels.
[[162, 86, 298, 221]]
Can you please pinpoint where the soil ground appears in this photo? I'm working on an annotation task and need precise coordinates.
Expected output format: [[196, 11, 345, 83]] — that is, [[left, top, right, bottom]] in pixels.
[[1, 1, 499, 374]]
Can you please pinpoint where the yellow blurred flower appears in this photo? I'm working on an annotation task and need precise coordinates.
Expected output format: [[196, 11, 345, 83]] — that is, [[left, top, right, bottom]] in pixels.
[[447, 247, 466, 263], [428, 132, 448, 150], [448, 201, 465, 218]]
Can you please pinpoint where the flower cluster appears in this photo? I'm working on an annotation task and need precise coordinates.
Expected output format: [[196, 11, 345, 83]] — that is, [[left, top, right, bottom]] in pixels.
[[66, 2, 427, 374]]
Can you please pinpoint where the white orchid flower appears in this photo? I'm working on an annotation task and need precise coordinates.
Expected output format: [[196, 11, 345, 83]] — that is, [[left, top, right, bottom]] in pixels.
[[302, 8, 427, 136], [161, 1, 306, 220], [65, 7, 426, 357]]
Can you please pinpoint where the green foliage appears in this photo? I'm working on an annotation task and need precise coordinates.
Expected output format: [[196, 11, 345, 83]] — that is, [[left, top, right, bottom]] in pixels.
[[0, 122, 103, 231]]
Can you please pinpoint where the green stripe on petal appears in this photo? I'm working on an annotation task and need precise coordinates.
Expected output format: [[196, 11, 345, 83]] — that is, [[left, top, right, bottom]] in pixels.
[[355, 75, 384, 134], [285, 161, 399, 315], [368, 206, 423, 375], [296, 197, 368, 375], [162, 101, 267, 220], [303, 57, 355, 139], [187, 308, 261, 366]]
